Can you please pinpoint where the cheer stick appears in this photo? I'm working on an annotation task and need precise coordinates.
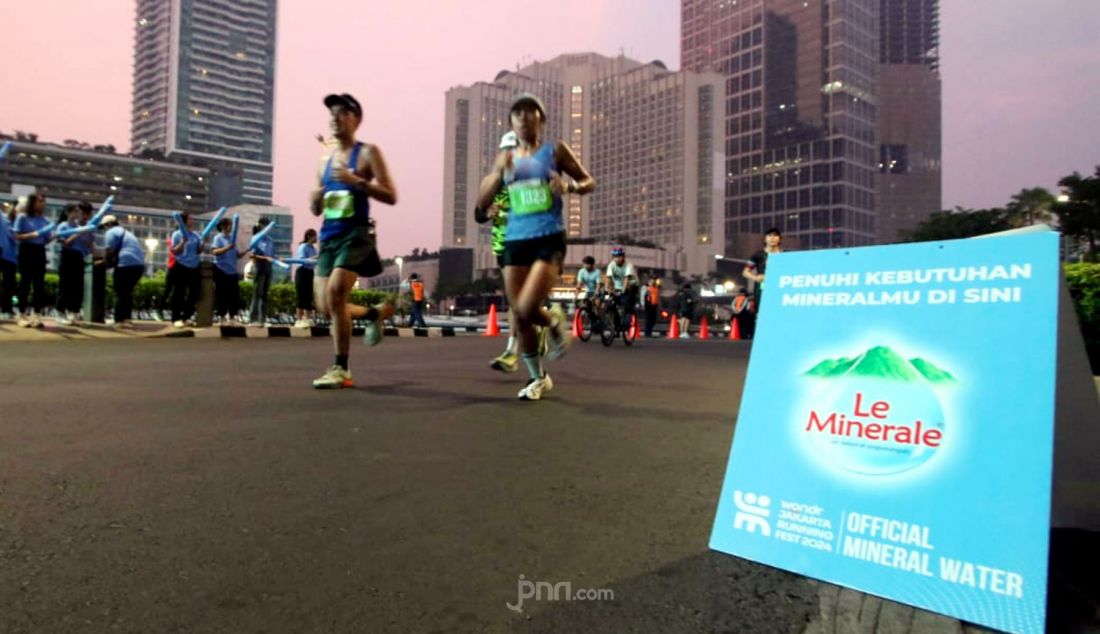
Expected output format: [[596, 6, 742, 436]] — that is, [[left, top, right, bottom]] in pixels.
[[56, 224, 98, 238], [247, 221, 276, 252], [280, 258, 317, 266], [198, 207, 227, 242], [87, 195, 115, 227], [229, 214, 240, 246], [34, 222, 56, 239]]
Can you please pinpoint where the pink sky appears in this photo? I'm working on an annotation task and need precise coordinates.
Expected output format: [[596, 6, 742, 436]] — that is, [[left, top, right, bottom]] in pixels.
[[1, 0, 1098, 256]]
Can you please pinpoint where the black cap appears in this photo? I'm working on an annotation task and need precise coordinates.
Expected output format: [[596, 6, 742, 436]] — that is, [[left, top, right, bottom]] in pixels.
[[323, 93, 362, 118], [510, 92, 546, 120]]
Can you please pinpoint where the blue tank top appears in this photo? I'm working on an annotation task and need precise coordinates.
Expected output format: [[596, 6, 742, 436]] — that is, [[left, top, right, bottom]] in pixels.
[[503, 143, 564, 242], [319, 142, 370, 242]]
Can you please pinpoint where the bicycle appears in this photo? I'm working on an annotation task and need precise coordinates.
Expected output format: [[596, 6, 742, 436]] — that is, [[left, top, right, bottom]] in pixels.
[[599, 291, 636, 347]]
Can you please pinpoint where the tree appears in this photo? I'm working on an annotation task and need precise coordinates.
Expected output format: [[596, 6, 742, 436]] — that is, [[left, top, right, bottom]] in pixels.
[[902, 207, 1013, 242], [1057, 167, 1100, 262], [1006, 187, 1056, 227]]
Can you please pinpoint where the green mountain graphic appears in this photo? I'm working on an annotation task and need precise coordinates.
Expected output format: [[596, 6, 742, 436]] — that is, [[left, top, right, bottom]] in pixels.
[[908, 358, 958, 384], [804, 356, 857, 377], [804, 346, 956, 384]]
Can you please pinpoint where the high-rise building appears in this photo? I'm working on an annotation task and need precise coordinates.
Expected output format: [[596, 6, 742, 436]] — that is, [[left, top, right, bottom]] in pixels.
[[682, 0, 941, 251], [877, 0, 941, 242], [682, 0, 882, 253], [442, 53, 725, 277], [130, 0, 278, 206]]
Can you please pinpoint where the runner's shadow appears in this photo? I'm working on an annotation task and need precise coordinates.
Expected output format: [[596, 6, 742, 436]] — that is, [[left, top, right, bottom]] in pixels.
[[355, 381, 504, 408]]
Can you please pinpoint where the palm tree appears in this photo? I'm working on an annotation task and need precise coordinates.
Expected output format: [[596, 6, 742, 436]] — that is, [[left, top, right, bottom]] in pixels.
[[1006, 187, 1056, 227]]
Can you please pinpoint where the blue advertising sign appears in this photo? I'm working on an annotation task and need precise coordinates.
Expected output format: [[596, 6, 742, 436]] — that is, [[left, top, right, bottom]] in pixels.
[[710, 232, 1061, 634]]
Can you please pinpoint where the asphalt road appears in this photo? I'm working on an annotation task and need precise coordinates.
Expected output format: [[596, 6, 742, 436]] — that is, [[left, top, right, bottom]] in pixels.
[[0, 336, 1092, 633]]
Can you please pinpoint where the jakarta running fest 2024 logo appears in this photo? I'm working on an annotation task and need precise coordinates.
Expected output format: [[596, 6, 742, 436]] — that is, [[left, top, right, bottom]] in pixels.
[[795, 342, 959, 477]]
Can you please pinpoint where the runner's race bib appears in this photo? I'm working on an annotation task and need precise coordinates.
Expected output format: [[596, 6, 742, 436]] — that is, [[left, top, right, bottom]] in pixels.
[[508, 179, 553, 215], [323, 190, 355, 220]]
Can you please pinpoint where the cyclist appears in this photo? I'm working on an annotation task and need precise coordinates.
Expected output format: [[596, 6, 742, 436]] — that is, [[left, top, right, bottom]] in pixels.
[[604, 247, 638, 331], [575, 255, 601, 307]]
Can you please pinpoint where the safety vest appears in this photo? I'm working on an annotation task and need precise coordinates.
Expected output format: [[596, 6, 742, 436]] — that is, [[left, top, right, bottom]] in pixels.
[[733, 296, 749, 313], [647, 286, 659, 305], [411, 281, 425, 302]]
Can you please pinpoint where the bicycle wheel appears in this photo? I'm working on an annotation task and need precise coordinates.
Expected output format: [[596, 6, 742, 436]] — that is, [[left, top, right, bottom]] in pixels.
[[578, 307, 593, 342], [600, 307, 616, 347]]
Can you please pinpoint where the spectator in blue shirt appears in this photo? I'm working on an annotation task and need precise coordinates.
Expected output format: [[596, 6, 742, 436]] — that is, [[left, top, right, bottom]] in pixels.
[[294, 228, 318, 327], [100, 215, 145, 329], [55, 202, 93, 325], [13, 194, 54, 327], [248, 217, 275, 327], [169, 212, 202, 327], [0, 202, 17, 319], [210, 217, 242, 325]]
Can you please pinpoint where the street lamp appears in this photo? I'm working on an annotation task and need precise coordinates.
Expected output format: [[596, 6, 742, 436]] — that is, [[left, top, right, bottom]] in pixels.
[[394, 256, 404, 290], [1057, 194, 1070, 204], [144, 236, 158, 276]]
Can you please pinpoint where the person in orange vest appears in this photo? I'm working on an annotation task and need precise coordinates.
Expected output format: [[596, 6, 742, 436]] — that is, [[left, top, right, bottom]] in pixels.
[[408, 272, 427, 328], [731, 287, 755, 339], [643, 277, 660, 338]]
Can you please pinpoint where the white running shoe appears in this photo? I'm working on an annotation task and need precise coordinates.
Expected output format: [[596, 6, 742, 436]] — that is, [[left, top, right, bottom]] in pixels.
[[313, 365, 353, 389], [517, 374, 554, 401]]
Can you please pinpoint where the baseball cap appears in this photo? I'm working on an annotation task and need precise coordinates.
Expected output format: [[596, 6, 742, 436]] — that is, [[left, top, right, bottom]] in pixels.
[[611, 247, 625, 257], [100, 214, 118, 227], [510, 92, 546, 120], [323, 93, 362, 118], [499, 131, 518, 149]]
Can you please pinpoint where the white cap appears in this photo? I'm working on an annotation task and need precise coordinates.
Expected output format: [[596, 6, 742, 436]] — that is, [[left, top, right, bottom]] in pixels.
[[100, 214, 118, 227], [499, 131, 518, 149]]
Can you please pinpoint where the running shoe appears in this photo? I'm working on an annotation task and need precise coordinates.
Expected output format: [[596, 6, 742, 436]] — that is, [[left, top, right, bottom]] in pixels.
[[544, 305, 570, 360], [313, 365, 353, 389], [490, 351, 519, 373], [362, 302, 394, 347], [517, 374, 553, 401]]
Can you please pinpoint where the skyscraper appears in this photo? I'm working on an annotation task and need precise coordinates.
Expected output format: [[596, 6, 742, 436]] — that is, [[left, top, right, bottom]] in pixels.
[[442, 53, 725, 276], [877, 0, 941, 242], [130, 0, 277, 206], [683, 0, 939, 251]]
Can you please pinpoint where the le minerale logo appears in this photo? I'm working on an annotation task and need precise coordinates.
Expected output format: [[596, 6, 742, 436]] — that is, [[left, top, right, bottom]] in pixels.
[[801, 346, 954, 475]]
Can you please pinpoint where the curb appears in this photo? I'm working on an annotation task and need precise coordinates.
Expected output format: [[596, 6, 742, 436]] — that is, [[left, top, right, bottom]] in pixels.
[[214, 325, 482, 339]]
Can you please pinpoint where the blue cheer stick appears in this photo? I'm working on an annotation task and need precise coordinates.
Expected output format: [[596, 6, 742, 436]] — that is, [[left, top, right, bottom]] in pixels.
[[281, 258, 317, 266], [229, 214, 240, 246], [0, 141, 11, 162], [87, 195, 114, 227], [35, 221, 57, 239], [198, 207, 227, 242], [171, 211, 188, 234], [272, 260, 291, 270], [247, 221, 276, 252], [56, 224, 98, 239]]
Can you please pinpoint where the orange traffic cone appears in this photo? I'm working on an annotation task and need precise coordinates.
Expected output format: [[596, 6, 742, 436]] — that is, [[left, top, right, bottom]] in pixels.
[[667, 314, 680, 339], [484, 303, 500, 337], [627, 314, 639, 340], [699, 315, 710, 339], [729, 317, 741, 340]]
